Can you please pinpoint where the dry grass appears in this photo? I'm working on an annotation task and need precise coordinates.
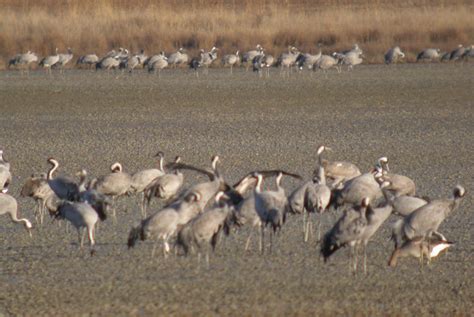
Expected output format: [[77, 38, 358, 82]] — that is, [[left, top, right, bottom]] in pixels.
[[1, 0, 473, 68]]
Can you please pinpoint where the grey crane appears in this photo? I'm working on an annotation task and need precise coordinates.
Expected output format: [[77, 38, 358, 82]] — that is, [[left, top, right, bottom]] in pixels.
[[319, 150, 361, 188], [440, 51, 451, 62], [288, 145, 331, 242], [134, 49, 147, 67], [168, 48, 189, 68], [0, 193, 33, 237], [385, 46, 405, 64], [388, 234, 453, 267], [382, 186, 428, 217], [356, 181, 394, 273], [252, 54, 275, 77], [392, 185, 466, 251], [143, 156, 184, 216], [321, 197, 370, 273], [161, 156, 230, 214], [189, 57, 201, 76], [199, 47, 218, 74], [304, 172, 332, 242], [39, 48, 60, 74], [124, 55, 142, 73], [129, 152, 165, 194], [462, 45, 474, 59], [376, 157, 416, 197], [96, 56, 120, 71], [340, 51, 363, 71], [261, 54, 275, 77], [252, 54, 265, 77], [277, 46, 300, 76], [55, 200, 107, 255], [0, 150, 9, 170], [115, 47, 130, 67], [76, 54, 99, 69], [234, 170, 301, 251], [75, 169, 111, 219], [416, 48, 441, 62], [144, 51, 167, 67], [449, 44, 466, 61], [252, 172, 289, 254], [129, 152, 166, 217], [147, 52, 168, 76], [315, 54, 341, 73], [8, 51, 38, 75], [331, 162, 383, 209], [243, 44, 264, 70], [296, 45, 322, 70], [92, 162, 132, 219], [177, 191, 235, 265], [54, 48, 73, 73], [21, 173, 59, 224], [46, 158, 79, 201], [0, 150, 11, 193], [235, 192, 261, 251], [221, 51, 240, 74], [169, 155, 254, 211], [128, 191, 202, 257]]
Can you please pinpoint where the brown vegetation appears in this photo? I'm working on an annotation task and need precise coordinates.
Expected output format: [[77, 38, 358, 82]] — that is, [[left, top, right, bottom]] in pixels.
[[1, 0, 473, 67]]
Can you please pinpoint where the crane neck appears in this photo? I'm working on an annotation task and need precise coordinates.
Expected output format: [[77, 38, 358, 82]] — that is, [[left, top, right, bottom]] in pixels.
[[9, 211, 32, 228], [78, 174, 87, 193], [382, 187, 395, 206], [275, 173, 284, 192], [158, 156, 164, 172], [47, 160, 59, 180], [255, 175, 263, 193]]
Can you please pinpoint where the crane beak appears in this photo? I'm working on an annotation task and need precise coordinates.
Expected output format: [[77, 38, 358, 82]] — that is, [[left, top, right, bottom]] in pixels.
[[28, 229, 33, 238]]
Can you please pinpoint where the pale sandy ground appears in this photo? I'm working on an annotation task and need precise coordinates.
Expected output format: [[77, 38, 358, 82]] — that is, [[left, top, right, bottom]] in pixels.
[[0, 64, 473, 316]]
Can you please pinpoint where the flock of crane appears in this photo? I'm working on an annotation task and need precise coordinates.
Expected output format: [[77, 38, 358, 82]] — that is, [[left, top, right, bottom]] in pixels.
[[7, 43, 474, 76], [0, 147, 466, 273]]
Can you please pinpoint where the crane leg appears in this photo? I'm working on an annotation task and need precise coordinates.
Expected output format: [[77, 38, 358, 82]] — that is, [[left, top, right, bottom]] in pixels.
[[302, 210, 307, 241], [34, 200, 40, 224], [419, 242, 424, 268], [269, 230, 273, 254], [363, 244, 368, 275], [151, 239, 158, 258], [260, 226, 265, 255], [88, 227, 94, 246], [305, 214, 312, 242], [316, 216, 322, 242], [163, 241, 170, 259], [244, 230, 253, 251], [112, 196, 117, 224], [40, 200, 46, 225]]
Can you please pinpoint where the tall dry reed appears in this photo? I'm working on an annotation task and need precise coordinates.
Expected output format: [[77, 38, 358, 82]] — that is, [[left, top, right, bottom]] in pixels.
[[1, 0, 473, 67]]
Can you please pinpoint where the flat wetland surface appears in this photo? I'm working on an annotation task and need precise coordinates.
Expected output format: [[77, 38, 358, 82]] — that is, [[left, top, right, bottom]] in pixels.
[[0, 64, 473, 316]]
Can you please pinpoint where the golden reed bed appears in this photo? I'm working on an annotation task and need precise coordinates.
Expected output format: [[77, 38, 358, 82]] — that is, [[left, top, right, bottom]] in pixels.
[[1, 0, 473, 68]]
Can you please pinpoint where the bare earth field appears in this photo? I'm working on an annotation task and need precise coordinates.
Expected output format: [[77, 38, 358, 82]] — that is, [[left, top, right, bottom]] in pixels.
[[0, 64, 473, 316]]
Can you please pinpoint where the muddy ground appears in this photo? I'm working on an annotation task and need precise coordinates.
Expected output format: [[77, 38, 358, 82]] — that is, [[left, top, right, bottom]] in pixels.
[[0, 64, 473, 316]]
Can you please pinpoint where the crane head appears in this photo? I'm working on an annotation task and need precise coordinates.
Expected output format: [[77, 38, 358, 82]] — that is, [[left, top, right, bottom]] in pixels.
[[361, 197, 370, 207], [453, 185, 466, 198], [211, 155, 219, 170]]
